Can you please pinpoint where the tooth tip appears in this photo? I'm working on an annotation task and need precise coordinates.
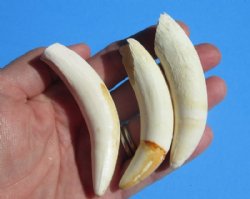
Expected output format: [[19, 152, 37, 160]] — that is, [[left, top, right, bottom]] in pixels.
[[94, 188, 106, 197], [93, 178, 108, 196], [93, 157, 118, 196], [119, 141, 166, 189], [119, 178, 133, 190], [170, 162, 181, 170], [170, 159, 184, 169], [119, 167, 141, 190]]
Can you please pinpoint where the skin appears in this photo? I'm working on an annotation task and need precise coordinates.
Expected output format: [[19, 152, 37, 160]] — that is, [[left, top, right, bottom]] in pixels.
[[0, 22, 226, 199]]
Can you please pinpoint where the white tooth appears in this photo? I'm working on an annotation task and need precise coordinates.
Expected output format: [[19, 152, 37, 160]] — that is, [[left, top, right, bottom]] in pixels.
[[155, 13, 208, 169], [119, 38, 174, 189], [41, 43, 120, 196]]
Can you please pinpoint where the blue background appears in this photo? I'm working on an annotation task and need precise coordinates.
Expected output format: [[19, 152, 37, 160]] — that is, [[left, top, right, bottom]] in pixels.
[[0, 0, 249, 198]]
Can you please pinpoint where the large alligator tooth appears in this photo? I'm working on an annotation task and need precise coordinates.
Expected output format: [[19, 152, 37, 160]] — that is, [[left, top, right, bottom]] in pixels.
[[155, 13, 208, 169], [119, 38, 174, 189], [41, 43, 120, 196]]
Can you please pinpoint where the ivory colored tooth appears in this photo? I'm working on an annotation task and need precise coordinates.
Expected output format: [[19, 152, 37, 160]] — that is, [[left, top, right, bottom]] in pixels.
[[155, 13, 208, 169], [119, 38, 174, 189], [41, 43, 120, 196]]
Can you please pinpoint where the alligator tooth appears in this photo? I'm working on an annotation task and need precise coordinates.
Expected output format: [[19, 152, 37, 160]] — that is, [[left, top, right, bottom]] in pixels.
[[41, 43, 120, 196], [155, 13, 208, 169], [119, 38, 174, 189]]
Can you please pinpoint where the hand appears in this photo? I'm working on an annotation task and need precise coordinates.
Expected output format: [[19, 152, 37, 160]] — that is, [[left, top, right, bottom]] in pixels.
[[0, 22, 226, 199]]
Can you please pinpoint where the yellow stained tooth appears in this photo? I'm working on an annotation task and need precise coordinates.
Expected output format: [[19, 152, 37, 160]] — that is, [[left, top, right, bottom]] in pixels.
[[119, 141, 166, 189], [119, 38, 173, 189]]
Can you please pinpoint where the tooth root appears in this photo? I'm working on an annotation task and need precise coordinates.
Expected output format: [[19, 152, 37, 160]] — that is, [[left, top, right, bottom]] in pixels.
[[119, 141, 166, 189], [41, 43, 120, 196]]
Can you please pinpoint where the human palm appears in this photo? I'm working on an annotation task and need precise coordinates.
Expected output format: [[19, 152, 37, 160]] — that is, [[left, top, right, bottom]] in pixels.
[[0, 24, 226, 199]]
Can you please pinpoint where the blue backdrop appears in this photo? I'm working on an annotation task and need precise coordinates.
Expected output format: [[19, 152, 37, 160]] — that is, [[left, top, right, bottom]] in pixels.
[[0, 0, 249, 198]]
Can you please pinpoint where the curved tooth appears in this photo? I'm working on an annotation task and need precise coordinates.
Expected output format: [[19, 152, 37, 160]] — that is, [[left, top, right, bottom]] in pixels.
[[41, 43, 120, 196], [155, 13, 208, 169], [119, 38, 174, 189]]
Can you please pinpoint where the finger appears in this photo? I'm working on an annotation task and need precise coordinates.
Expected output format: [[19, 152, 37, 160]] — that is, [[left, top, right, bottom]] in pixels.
[[88, 21, 190, 89], [1, 44, 91, 98], [120, 126, 213, 198], [188, 126, 214, 160], [113, 74, 226, 121], [196, 43, 222, 71], [207, 76, 227, 109], [177, 21, 190, 36]]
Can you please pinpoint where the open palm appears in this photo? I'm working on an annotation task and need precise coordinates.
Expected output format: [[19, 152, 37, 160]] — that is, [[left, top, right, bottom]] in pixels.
[[0, 23, 226, 199]]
